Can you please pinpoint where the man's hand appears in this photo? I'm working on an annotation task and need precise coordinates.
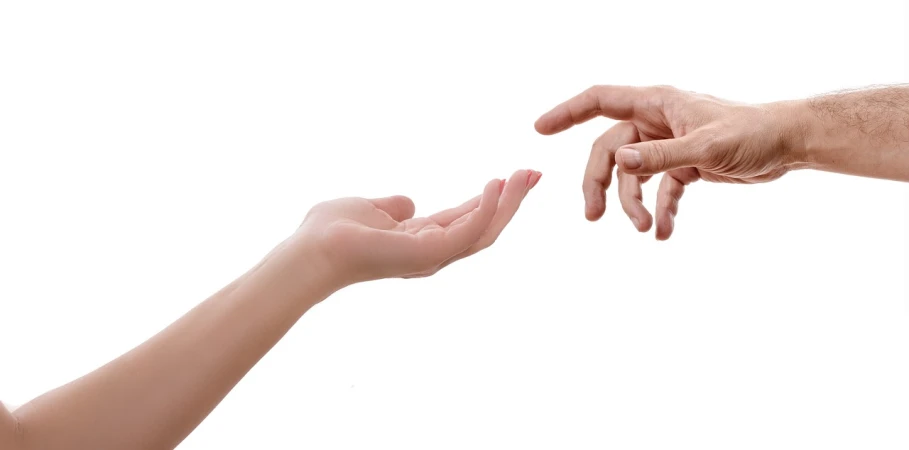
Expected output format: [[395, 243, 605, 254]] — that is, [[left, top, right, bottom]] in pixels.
[[536, 84, 909, 240], [297, 169, 542, 286], [534, 85, 805, 240]]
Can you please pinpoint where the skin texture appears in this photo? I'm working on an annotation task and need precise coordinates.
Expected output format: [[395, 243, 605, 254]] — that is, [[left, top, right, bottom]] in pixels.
[[0, 169, 541, 450], [535, 84, 909, 240]]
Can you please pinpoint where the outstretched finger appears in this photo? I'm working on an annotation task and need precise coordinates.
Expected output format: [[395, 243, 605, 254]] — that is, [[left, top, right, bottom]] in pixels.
[[535, 85, 644, 135]]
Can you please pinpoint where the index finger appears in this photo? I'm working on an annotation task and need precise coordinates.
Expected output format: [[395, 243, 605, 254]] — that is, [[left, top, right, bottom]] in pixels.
[[534, 85, 643, 135]]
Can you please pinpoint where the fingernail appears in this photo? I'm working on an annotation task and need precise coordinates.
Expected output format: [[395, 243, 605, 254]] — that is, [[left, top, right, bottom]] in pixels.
[[499, 179, 506, 193], [618, 148, 642, 170], [631, 217, 641, 230], [529, 171, 542, 189]]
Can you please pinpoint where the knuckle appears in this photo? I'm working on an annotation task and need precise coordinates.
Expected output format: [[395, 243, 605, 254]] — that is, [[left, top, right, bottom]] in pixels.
[[592, 131, 609, 149], [583, 85, 602, 101], [582, 86, 605, 108], [651, 85, 678, 98], [591, 170, 610, 185], [646, 141, 670, 169], [594, 121, 637, 150], [695, 129, 726, 159], [304, 201, 329, 217], [693, 128, 739, 172], [696, 130, 720, 151], [669, 181, 685, 199], [651, 86, 688, 112], [615, 121, 638, 139]]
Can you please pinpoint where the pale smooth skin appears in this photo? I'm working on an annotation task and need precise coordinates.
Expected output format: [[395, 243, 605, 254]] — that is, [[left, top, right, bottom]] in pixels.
[[535, 84, 909, 240], [0, 169, 542, 450]]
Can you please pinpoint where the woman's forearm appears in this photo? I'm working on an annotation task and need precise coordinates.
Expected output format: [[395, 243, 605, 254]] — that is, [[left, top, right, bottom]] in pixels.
[[788, 84, 909, 181], [12, 237, 336, 450], [2, 169, 530, 449]]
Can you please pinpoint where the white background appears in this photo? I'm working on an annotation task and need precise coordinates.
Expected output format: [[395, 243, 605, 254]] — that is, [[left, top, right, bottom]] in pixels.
[[1, 1, 908, 449]]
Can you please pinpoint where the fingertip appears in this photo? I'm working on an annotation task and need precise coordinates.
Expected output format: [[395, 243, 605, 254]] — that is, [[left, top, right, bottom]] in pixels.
[[484, 177, 503, 194], [502, 169, 539, 197], [471, 180, 501, 217], [655, 212, 674, 240], [584, 190, 605, 221], [506, 169, 531, 187], [534, 113, 564, 135], [635, 214, 653, 232], [398, 195, 416, 217], [585, 205, 604, 221], [370, 195, 416, 221], [480, 178, 504, 210], [529, 171, 542, 189], [616, 147, 644, 172], [521, 169, 542, 191], [534, 117, 549, 134]]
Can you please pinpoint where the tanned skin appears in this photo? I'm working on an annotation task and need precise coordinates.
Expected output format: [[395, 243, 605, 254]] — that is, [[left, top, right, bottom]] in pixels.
[[535, 84, 909, 240]]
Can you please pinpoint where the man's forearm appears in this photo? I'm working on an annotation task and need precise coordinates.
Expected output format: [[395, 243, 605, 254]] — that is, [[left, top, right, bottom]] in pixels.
[[12, 238, 336, 450], [783, 85, 909, 181]]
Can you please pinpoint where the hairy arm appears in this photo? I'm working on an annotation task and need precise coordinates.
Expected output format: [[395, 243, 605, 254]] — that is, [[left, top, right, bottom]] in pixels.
[[788, 84, 909, 181], [7, 239, 338, 450]]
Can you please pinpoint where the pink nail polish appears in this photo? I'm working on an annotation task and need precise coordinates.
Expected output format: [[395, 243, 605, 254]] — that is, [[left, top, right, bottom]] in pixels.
[[529, 171, 542, 189]]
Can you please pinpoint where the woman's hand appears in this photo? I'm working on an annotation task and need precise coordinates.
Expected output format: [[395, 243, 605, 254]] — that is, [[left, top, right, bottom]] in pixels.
[[296, 169, 542, 287], [3, 169, 541, 450]]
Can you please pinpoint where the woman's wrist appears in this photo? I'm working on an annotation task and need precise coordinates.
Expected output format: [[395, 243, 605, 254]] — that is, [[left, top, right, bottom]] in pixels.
[[245, 234, 347, 312]]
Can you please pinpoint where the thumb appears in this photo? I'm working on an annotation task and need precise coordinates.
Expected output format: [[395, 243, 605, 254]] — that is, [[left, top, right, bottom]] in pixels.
[[616, 135, 702, 176], [368, 195, 416, 222]]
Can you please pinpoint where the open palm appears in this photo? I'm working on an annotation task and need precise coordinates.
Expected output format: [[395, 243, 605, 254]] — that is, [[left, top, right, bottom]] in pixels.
[[299, 169, 541, 284]]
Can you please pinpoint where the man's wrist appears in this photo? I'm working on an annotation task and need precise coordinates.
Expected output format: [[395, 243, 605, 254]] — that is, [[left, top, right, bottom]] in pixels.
[[765, 99, 823, 170]]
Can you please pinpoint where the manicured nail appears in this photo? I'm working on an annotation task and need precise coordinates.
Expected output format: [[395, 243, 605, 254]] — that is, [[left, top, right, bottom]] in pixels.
[[618, 148, 642, 170], [631, 217, 641, 230], [529, 171, 542, 189], [526, 170, 534, 186]]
